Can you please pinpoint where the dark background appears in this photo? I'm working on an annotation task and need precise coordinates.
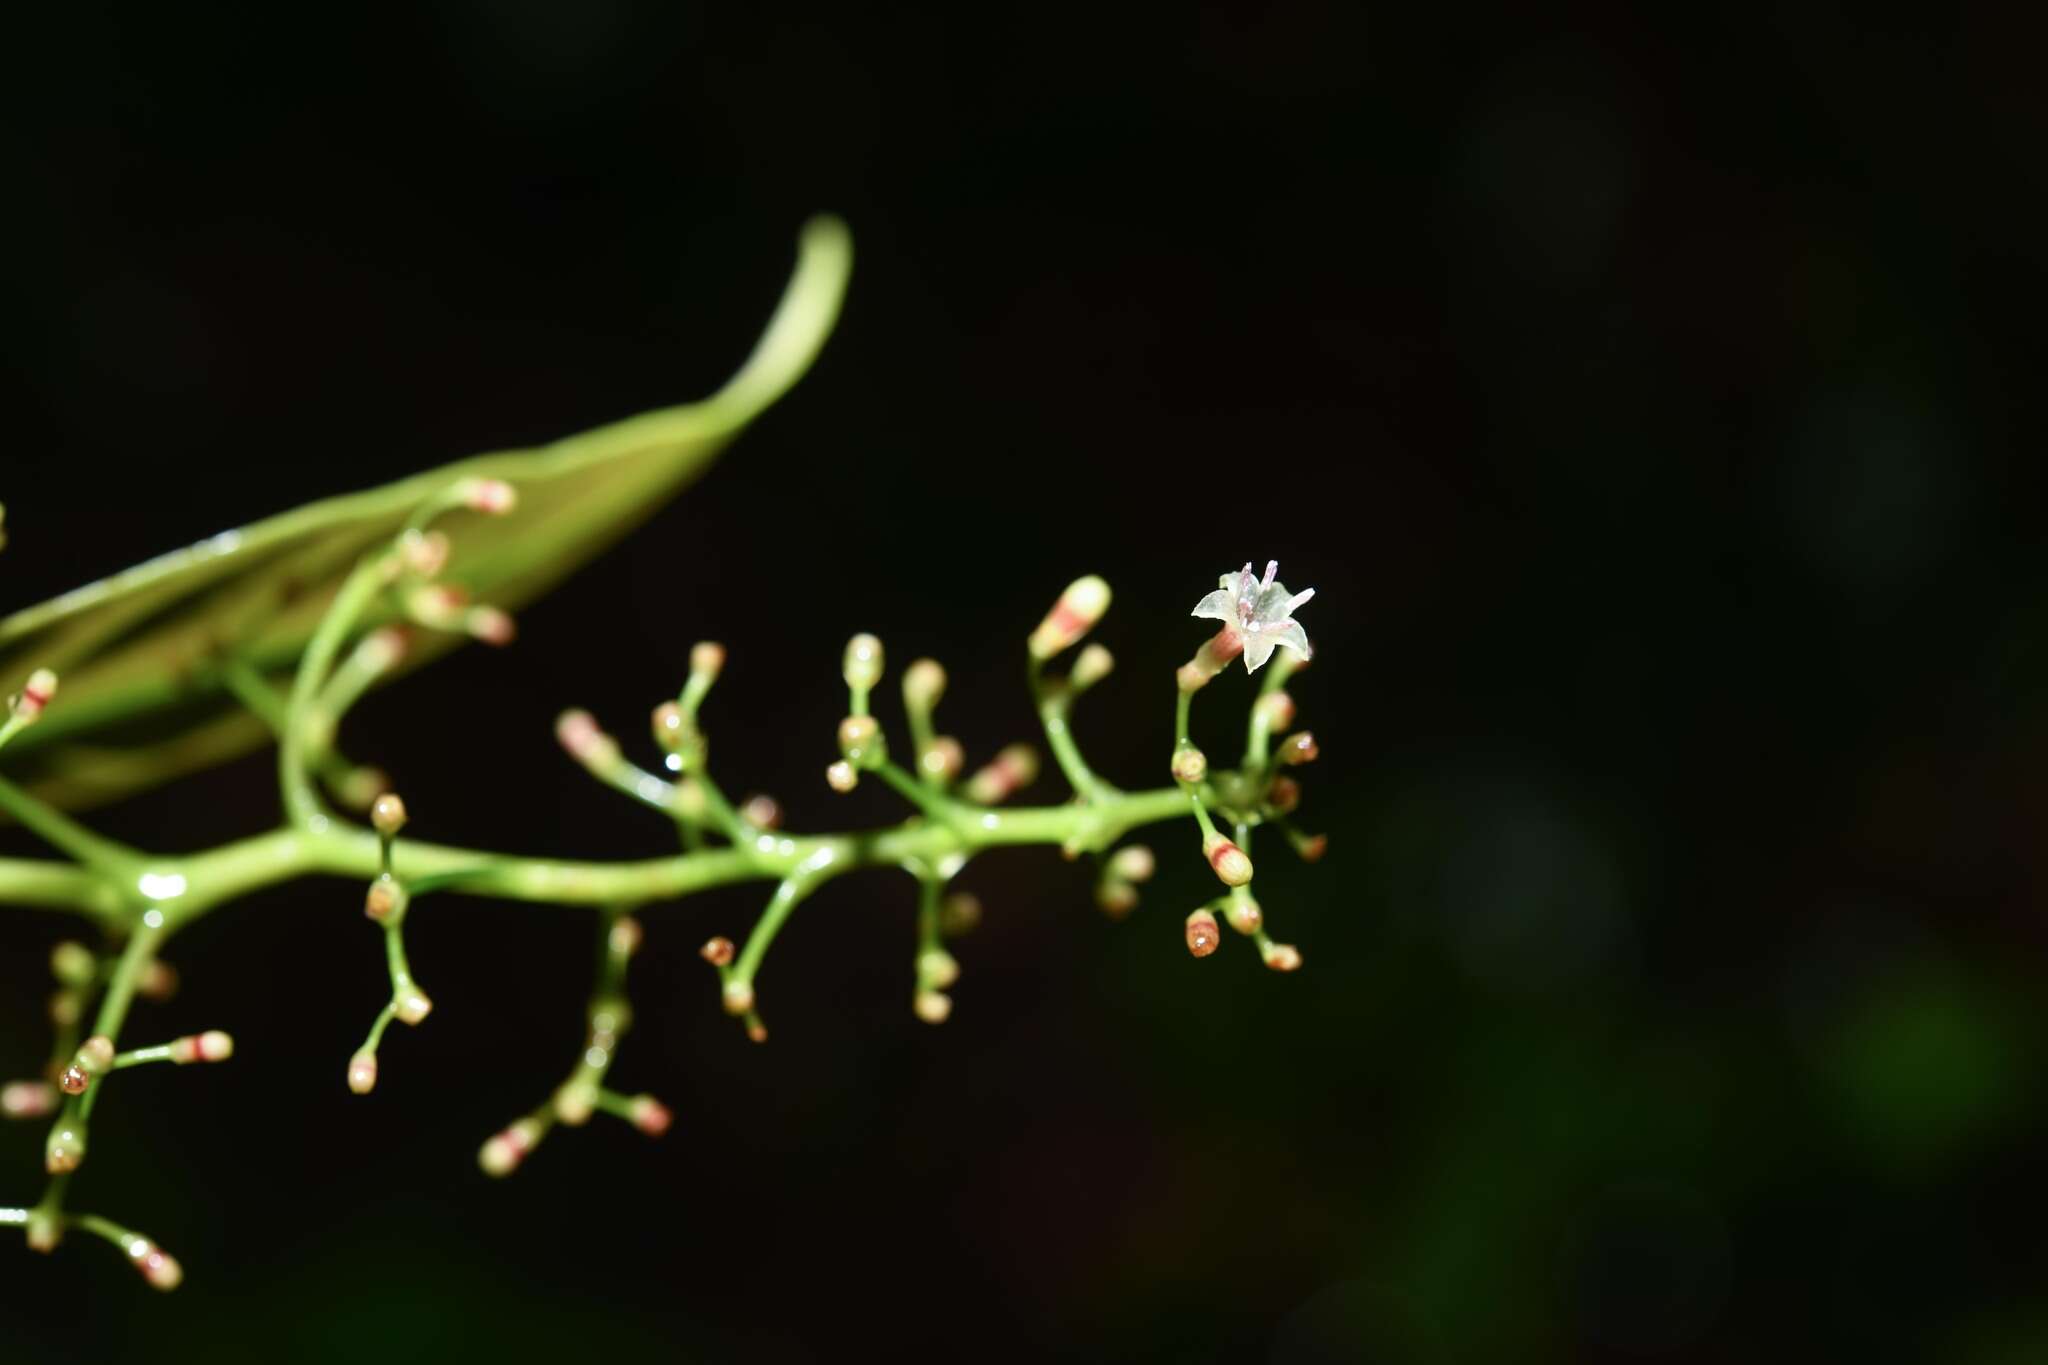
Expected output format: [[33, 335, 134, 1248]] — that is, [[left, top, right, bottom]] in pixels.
[[4, 4, 2047, 1361]]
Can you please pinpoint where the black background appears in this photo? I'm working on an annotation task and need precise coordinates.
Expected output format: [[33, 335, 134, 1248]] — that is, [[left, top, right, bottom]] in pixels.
[[4, 5, 2048, 1362]]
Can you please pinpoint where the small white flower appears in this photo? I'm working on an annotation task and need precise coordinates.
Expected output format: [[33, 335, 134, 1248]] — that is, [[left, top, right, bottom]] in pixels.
[[1191, 561, 1316, 673]]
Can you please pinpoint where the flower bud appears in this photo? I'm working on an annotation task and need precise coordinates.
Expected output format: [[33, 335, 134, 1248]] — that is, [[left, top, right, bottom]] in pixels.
[[11, 667, 57, 723], [903, 658, 947, 712], [740, 793, 783, 830], [691, 641, 727, 681], [395, 990, 434, 1025], [1278, 731, 1320, 765], [405, 582, 469, 630], [459, 477, 518, 515], [170, 1031, 234, 1064], [371, 793, 409, 839], [1226, 896, 1263, 936], [79, 1036, 114, 1073], [24, 1211, 60, 1253], [722, 979, 756, 1016], [1096, 882, 1138, 918], [58, 1065, 89, 1096], [479, 1118, 543, 1177], [1203, 833, 1254, 887], [48, 992, 80, 1028], [1266, 775, 1301, 814], [1, 1080, 57, 1119], [700, 936, 735, 966], [45, 1123, 85, 1173], [126, 1236, 183, 1291], [1028, 575, 1112, 660], [1176, 627, 1244, 693], [917, 948, 960, 991], [1255, 691, 1297, 731], [558, 709, 621, 770], [609, 916, 644, 959], [1185, 909, 1221, 958], [137, 958, 179, 1001], [1070, 643, 1115, 692], [837, 714, 883, 766], [826, 759, 858, 792], [1171, 744, 1208, 784], [1295, 832, 1329, 863], [347, 1052, 379, 1095], [364, 875, 408, 923], [745, 1017, 770, 1044], [553, 1081, 596, 1126], [352, 626, 410, 676], [913, 990, 953, 1024], [842, 633, 885, 693], [1262, 941, 1304, 972], [49, 941, 94, 987], [399, 528, 451, 578], [465, 605, 516, 646], [921, 736, 965, 783], [940, 892, 982, 937], [964, 744, 1038, 804], [630, 1094, 673, 1137], [1109, 845, 1156, 883]]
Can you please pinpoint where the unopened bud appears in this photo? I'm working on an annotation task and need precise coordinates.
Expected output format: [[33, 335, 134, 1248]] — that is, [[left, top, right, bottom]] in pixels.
[[920, 736, 965, 783], [1, 1080, 57, 1119], [137, 958, 179, 1001], [465, 605, 516, 646], [1185, 909, 1221, 958], [917, 948, 960, 991], [399, 528, 451, 578], [1267, 775, 1301, 814], [24, 1211, 60, 1253], [1296, 832, 1328, 862], [940, 892, 982, 937], [1279, 731, 1320, 765], [690, 641, 727, 681], [48, 992, 80, 1028], [964, 743, 1039, 804], [842, 633, 885, 692], [333, 765, 392, 812], [479, 1118, 543, 1177], [630, 1094, 673, 1136], [405, 582, 469, 629], [903, 658, 947, 712], [1203, 833, 1254, 887], [45, 1124, 85, 1173], [913, 990, 953, 1024], [49, 941, 94, 986], [58, 1065, 89, 1096], [126, 1236, 183, 1291], [1226, 896, 1263, 936], [837, 714, 882, 766], [1176, 627, 1244, 692], [722, 979, 756, 1016], [745, 1017, 770, 1044], [1255, 691, 1297, 731], [1171, 744, 1208, 784], [558, 709, 620, 769], [740, 793, 783, 830], [1028, 575, 1112, 660], [347, 1052, 379, 1094], [1109, 845, 1156, 883], [1070, 643, 1115, 692], [79, 1036, 114, 1073], [1096, 882, 1138, 917], [609, 916, 644, 959], [364, 875, 407, 922], [352, 626, 409, 676], [170, 1031, 234, 1064], [826, 759, 858, 792], [649, 701, 698, 761], [370, 792, 408, 837], [459, 477, 518, 515], [553, 1082, 596, 1126], [12, 667, 57, 722], [395, 990, 433, 1025], [700, 936, 735, 966], [1263, 942, 1304, 972]]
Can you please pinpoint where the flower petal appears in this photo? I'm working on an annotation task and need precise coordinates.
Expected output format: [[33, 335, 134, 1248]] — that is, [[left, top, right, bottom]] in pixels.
[[1253, 579, 1295, 620], [1266, 619, 1311, 661], [1241, 633, 1279, 673], [1190, 588, 1236, 622]]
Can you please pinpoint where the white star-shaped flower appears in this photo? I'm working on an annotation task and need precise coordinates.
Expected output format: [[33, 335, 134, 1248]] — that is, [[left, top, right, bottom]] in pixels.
[[1191, 561, 1316, 673]]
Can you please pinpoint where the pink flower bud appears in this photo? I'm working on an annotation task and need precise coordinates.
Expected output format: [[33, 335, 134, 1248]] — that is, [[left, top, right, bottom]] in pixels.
[[722, 979, 756, 1016], [79, 1036, 114, 1073], [399, 528, 451, 578], [1096, 883, 1138, 918], [1226, 896, 1263, 936], [12, 667, 57, 722], [1, 1080, 57, 1119], [1278, 731, 1320, 766], [964, 744, 1038, 804], [1176, 627, 1244, 693], [740, 794, 783, 830], [837, 714, 882, 764], [557, 709, 621, 770], [919, 736, 965, 783], [913, 990, 953, 1024], [395, 990, 433, 1025], [1109, 846, 1156, 883], [826, 759, 858, 792], [902, 658, 947, 712], [347, 1052, 378, 1095], [745, 1017, 770, 1044], [1170, 745, 1208, 784], [24, 1212, 60, 1253], [691, 641, 727, 680], [1203, 834, 1254, 887], [479, 1118, 543, 1177], [170, 1031, 234, 1064], [1297, 832, 1328, 863], [460, 478, 518, 515], [609, 916, 644, 959], [1185, 909, 1221, 958], [1028, 575, 1112, 660], [465, 605, 516, 646], [700, 936, 735, 966], [1262, 942, 1303, 972], [553, 1082, 596, 1126], [917, 948, 960, 991], [1070, 643, 1115, 692], [364, 875, 407, 922], [1267, 775, 1301, 814], [631, 1095, 674, 1136], [1255, 691, 1297, 730], [137, 958, 179, 1001], [370, 792, 408, 838], [126, 1236, 183, 1291], [352, 626, 410, 676], [842, 633, 885, 692]]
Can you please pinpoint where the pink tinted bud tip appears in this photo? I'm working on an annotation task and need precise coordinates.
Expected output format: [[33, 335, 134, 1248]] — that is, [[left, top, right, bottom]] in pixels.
[[1028, 575, 1112, 660], [128, 1238, 183, 1292], [556, 710, 615, 766], [479, 1119, 541, 1177], [14, 668, 57, 720], [347, 1052, 378, 1095], [171, 1031, 234, 1064], [462, 478, 518, 515], [630, 1095, 673, 1137], [1, 1080, 57, 1119], [466, 605, 516, 646], [1203, 834, 1254, 887], [691, 641, 727, 679]]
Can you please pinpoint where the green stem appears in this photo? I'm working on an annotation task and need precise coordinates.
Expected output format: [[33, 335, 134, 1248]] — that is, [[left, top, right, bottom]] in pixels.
[[0, 774, 140, 879]]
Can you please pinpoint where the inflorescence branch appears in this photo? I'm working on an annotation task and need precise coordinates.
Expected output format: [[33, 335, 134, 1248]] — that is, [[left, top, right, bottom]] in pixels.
[[0, 500, 1327, 1287]]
